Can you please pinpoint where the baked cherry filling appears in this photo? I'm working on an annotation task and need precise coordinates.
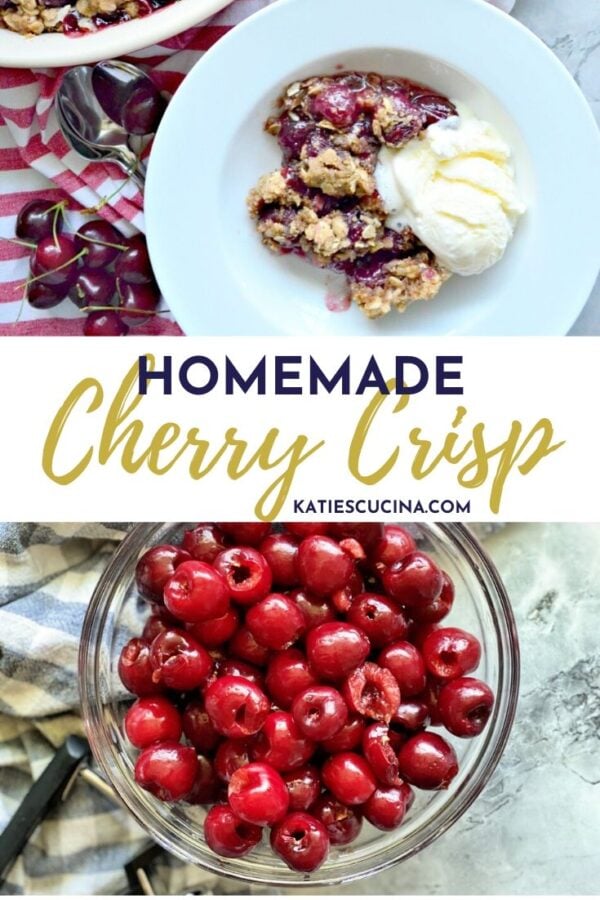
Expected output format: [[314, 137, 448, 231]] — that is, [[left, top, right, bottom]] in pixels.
[[248, 73, 457, 319], [122, 522, 495, 873]]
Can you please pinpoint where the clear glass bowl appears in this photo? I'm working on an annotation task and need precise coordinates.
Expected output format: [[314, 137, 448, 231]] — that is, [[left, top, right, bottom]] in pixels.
[[79, 523, 519, 888]]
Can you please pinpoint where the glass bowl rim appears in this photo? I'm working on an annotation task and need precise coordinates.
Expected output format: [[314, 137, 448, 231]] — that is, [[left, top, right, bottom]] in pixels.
[[79, 522, 520, 888]]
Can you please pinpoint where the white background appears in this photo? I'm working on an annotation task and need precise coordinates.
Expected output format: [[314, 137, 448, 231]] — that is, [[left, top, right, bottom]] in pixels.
[[0, 337, 596, 522]]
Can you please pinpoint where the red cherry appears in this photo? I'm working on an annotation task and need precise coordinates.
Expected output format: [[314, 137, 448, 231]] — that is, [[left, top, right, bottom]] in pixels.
[[270, 812, 329, 872], [414, 570, 455, 623], [292, 685, 348, 741], [343, 662, 401, 723], [265, 649, 317, 710], [253, 711, 315, 772], [218, 522, 272, 546], [228, 762, 289, 826], [149, 629, 213, 691], [246, 593, 305, 650], [397, 732, 459, 789], [378, 641, 427, 698], [321, 714, 365, 753], [347, 593, 409, 647], [284, 523, 330, 538], [382, 551, 443, 611], [297, 535, 354, 596], [290, 588, 335, 629], [362, 723, 401, 786], [392, 699, 431, 731], [228, 626, 271, 666], [185, 754, 220, 805], [182, 699, 220, 752], [214, 739, 254, 783], [283, 764, 321, 811], [321, 752, 376, 806], [187, 608, 239, 648], [422, 627, 482, 681], [371, 525, 416, 571], [438, 676, 494, 737], [213, 547, 272, 605], [135, 544, 191, 603], [163, 560, 229, 623], [205, 676, 270, 739], [259, 532, 299, 587], [134, 741, 198, 802], [310, 793, 363, 846], [363, 785, 408, 830], [306, 622, 370, 681], [124, 695, 182, 748], [118, 638, 156, 696], [204, 804, 263, 857], [181, 523, 227, 563]]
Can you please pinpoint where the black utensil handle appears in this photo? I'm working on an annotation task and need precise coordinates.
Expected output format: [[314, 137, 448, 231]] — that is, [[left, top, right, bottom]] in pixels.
[[0, 734, 90, 887]]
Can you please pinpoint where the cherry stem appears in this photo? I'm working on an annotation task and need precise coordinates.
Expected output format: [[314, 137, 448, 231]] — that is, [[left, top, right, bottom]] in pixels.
[[76, 232, 129, 252], [80, 161, 138, 215], [79, 304, 166, 317], [21, 247, 88, 288], [52, 200, 67, 248], [6, 237, 36, 249]]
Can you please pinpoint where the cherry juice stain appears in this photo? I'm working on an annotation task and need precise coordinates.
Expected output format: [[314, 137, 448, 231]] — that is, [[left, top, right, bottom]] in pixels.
[[325, 290, 351, 313]]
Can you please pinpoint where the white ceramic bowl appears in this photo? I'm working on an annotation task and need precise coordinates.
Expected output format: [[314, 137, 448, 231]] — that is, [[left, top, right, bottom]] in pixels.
[[146, 0, 600, 336], [0, 0, 230, 68]]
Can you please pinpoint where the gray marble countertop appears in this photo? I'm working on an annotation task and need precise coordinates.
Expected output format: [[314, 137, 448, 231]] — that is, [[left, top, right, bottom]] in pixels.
[[338, 524, 600, 895], [513, 0, 600, 335]]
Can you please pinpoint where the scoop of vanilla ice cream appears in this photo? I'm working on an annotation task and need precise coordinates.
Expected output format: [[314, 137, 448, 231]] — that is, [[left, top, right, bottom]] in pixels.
[[376, 104, 526, 276]]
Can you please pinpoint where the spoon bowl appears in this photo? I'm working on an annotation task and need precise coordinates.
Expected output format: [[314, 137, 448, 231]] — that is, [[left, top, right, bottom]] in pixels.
[[56, 64, 147, 189]]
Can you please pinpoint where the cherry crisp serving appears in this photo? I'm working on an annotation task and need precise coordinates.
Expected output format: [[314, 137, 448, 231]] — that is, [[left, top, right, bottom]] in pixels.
[[0, 0, 176, 36], [247, 72, 457, 319]]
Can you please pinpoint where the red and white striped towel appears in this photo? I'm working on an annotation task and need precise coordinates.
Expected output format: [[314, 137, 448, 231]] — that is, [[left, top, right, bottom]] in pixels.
[[0, 0, 513, 336], [0, 0, 272, 335]]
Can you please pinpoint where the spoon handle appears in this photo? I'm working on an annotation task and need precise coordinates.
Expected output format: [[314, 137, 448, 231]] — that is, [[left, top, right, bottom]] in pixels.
[[113, 151, 146, 192]]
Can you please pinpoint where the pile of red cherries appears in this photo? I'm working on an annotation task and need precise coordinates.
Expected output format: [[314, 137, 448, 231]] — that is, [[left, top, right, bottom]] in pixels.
[[14, 199, 159, 335], [118, 522, 495, 874]]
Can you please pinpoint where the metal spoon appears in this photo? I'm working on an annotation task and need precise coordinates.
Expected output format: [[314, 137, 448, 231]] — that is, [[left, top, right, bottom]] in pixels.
[[56, 65, 146, 190]]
